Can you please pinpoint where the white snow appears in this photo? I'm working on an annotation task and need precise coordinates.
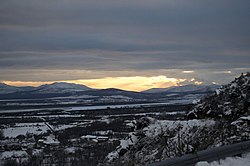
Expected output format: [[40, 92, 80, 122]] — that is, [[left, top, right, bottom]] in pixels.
[[193, 99, 201, 104], [3, 123, 76, 138], [3, 123, 49, 138], [99, 116, 111, 124], [81, 135, 97, 139], [0, 150, 28, 159], [93, 130, 113, 135], [216, 89, 221, 95], [106, 131, 138, 162], [196, 152, 250, 166], [43, 135, 60, 145], [240, 116, 250, 121], [64, 147, 79, 154], [32, 149, 43, 156], [144, 119, 216, 138]]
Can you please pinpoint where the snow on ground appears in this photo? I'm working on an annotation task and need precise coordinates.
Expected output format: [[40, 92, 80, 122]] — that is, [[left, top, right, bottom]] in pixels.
[[196, 152, 250, 166], [32, 149, 43, 156], [64, 147, 81, 154], [99, 115, 111, 124], [3, 123, 48, 138], [43, 135, 60, 145], [144, 119, 216, 138], [93, 130, 113, 135], [106, 119, 216, 163], [240, 116, 250, 121], [3, 122, 77, 138], [106, 132, 138, 162], [0, 150, 28, 160]]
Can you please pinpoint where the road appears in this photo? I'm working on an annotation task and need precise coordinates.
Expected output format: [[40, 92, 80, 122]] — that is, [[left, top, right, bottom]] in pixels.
[[148, 140, 250, 166]]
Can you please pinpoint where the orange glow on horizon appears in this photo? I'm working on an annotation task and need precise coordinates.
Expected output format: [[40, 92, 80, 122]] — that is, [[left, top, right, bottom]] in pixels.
[[2, 81, 54, 87], [3, 75, 186, 92]]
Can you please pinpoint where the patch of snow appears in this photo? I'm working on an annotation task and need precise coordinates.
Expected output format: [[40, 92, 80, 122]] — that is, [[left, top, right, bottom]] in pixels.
[[215, 89, 221, 95], [193, 99, 201, 104], [106, 130, 138, 162], [144, 119, 216, 138], [32, 149, 43, 156], [0, 150, 28, 159], [44, 135, 60, 145], [196, 152, 250, 166], [93, 130, 113, 135], [240, 116, 250, 121], [64, 147, 79, 154], [3, 123, 49, 138], [81, 135, 97, 139], [3, 123, 76, 138], [99, 116, 111, 124]]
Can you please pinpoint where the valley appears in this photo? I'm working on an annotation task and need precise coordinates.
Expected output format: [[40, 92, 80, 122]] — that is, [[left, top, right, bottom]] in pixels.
[[0, 102, 191, 166]]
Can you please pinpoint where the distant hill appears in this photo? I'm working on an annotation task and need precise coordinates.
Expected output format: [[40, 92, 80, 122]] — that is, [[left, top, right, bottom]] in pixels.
[[143, 84, 220, 94], [0, 83, 155, 100], [0, 83, 20, 94], [0, 82, 221, 100], [80, 88, 154, 99], [0, 82, 92, 95], [0, 83, 34, 94], [34, 82, 92, 93]]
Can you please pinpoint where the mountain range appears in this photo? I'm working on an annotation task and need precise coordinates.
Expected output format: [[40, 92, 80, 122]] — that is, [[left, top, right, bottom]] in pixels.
[[0, 82, 91, 94], [0, 82, 220, 100]]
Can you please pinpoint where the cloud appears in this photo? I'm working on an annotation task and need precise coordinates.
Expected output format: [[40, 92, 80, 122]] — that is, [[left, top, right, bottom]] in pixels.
[[0, 0, 250, 89]]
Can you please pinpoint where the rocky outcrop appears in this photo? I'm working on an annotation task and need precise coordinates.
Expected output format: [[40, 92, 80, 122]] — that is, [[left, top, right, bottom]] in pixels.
[[188, 72, 250, 120]]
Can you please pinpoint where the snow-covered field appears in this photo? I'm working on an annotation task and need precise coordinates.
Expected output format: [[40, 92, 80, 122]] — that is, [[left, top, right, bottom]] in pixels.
[[196, 152, 250, 166], [3, 123, 49, 138], [3, 123, 78, 138]]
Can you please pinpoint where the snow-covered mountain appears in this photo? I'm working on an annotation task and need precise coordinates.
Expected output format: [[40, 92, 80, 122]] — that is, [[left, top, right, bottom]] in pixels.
[[0, 82, 91, 95], [35, 82, 92, 93], [0, 83, 34, 94], [143, 84, 220, 94], [0, 83, 21, 94]]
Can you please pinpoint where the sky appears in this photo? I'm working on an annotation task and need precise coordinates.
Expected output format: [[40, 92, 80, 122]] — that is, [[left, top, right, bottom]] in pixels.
[[0, 0, 250, 91]]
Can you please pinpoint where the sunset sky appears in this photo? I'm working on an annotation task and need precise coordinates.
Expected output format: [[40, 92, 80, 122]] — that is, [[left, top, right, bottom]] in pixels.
[[0, 0, 250, 91]]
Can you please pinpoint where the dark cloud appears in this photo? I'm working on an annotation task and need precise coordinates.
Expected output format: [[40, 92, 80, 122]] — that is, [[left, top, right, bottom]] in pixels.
[[0, 0, 250, 83]]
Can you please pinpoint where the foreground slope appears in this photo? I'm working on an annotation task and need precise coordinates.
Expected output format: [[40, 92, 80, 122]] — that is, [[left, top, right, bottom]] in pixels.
[[188, 73, 250, 120], [103, 73, 250, 166]]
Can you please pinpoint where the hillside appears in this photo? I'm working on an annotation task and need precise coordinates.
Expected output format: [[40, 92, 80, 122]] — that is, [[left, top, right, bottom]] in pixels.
[[103, 73, 250, 166], [0, 83, 34, 94], [35, 82, 92, 93], [143, 84, 220, 94], [188, 73, 250, 120]]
